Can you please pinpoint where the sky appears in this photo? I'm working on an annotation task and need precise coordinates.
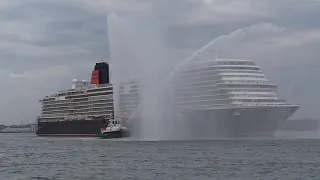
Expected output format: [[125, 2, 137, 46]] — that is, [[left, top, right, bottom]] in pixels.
[[0, 0, 320, 124]]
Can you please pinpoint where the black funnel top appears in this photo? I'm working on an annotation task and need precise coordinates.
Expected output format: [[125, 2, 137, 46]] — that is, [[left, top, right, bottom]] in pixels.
[[94, 62, 110, 84]]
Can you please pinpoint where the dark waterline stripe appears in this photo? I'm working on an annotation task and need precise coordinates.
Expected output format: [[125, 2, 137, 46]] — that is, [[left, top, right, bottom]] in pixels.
[[36, 134, 97, 137]]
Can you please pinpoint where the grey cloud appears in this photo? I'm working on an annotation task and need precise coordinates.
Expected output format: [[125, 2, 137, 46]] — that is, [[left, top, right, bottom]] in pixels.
[[266, 0, 320, 29], [0, 1, 108, 72]]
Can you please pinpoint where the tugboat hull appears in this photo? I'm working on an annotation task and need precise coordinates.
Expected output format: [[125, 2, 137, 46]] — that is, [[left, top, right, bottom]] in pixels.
[[99, 130, 130, 139]]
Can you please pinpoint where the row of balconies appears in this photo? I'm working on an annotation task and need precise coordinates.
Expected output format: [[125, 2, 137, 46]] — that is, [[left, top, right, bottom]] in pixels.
[[178, 69, 262, 80]]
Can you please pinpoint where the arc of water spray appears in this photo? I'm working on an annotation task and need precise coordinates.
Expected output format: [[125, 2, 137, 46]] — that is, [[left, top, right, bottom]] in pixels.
[[125, 28, 246, 124]]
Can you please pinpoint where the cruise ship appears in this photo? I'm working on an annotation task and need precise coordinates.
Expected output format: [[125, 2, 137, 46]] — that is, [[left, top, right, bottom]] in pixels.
[[36, 62, 114, 137], [118, 59, 300, 137]]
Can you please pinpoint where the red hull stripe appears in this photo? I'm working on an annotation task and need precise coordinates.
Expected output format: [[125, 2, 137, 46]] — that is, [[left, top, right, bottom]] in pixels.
[[37, 134, 97, 137]]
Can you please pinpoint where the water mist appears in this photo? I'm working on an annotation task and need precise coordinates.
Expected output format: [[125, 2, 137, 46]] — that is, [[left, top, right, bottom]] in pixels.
[[107, 13, 181, 140]]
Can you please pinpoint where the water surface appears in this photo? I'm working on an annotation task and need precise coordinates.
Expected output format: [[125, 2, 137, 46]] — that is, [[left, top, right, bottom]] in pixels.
[[1, 134, 319, 179]]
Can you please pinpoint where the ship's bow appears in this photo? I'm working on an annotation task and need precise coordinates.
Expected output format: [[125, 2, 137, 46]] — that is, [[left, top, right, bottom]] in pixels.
[[232, 105, 300, 137]]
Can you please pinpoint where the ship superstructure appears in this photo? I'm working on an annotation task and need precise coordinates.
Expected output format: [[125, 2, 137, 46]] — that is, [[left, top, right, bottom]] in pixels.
[[117, 59, 300, 137], [117, 79, 140, 120], [39, 82, 113, 122], [36, 62, 114, 137], [173, 59, 290, 108]]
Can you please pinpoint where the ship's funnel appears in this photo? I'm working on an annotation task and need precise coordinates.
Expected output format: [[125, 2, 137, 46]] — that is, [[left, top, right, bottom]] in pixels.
[[91, 62, 110, 85]]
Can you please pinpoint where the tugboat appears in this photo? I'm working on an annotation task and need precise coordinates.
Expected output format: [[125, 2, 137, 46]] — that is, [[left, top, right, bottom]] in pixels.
[[99, 118, 130, 139]]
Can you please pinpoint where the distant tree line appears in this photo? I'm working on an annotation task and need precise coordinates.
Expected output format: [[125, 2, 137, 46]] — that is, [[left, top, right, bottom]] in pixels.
[[0, 125, 5, 130]]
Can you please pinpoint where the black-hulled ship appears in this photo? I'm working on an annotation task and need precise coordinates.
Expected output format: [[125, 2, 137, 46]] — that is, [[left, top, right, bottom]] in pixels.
[[36, 62, 114, 137]]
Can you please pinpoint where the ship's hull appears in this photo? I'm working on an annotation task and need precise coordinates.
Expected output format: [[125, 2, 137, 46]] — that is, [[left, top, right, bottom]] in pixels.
[[181, 105, 300, 138], [125, 105, 299, 139], [36, 119, 107, 137], [279, 119, 319, 131]]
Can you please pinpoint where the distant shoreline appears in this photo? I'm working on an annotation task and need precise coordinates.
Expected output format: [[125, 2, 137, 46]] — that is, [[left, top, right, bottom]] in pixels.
[[0, 132, 35, 134]]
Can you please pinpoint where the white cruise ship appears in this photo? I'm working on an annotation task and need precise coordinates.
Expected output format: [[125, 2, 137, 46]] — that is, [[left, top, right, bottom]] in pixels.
[[117, 59, 300, 137]]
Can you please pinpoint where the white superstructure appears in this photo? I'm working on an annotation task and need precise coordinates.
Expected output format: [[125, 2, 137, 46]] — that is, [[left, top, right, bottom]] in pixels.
[[117, 79, 140, 119], [173, 59, 294, 109], [39, 80, 114, 122]]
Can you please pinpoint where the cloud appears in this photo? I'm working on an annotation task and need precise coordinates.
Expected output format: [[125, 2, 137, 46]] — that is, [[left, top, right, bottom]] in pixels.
[[262, 29, 320, 47], [8, 65, 69, 80], [78, 0, 149, 16], [210, 26, 320, 67], [185, 0, 273, 25]]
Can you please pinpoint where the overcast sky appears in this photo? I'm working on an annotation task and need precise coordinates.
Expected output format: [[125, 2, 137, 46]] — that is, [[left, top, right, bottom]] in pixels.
[[0, 0, 319, 125]]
